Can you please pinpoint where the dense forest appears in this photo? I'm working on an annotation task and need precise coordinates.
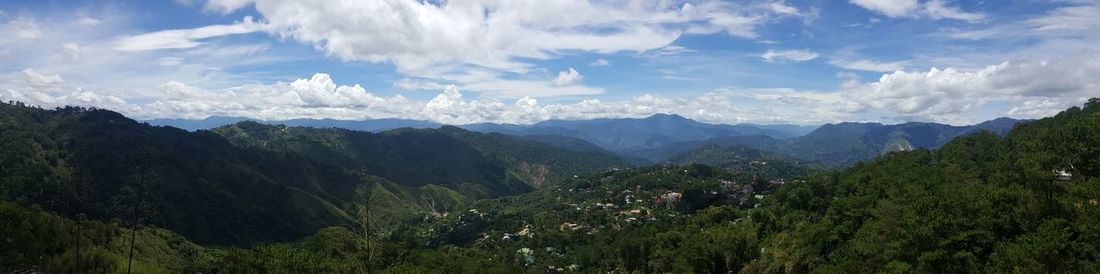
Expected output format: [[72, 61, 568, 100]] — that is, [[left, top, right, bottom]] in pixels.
[[1, 98, 1097, 273]]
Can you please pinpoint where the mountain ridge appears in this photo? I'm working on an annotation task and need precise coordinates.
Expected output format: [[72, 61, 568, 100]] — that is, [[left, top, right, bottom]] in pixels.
[[632, 117, 1029, 166]]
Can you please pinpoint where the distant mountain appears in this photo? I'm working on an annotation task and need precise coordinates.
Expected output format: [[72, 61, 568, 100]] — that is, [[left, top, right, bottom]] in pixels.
[[147, 114, 818, 154], [145, 116, 441, 132], [461, 114, 815, 152], [145, 116, 254, 131], [637, 118, 1029, 166], [278, 118, 442, 132]]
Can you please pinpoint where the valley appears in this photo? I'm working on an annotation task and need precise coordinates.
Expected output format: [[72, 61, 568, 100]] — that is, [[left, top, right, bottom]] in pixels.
[[1, 98, 1096, 273]]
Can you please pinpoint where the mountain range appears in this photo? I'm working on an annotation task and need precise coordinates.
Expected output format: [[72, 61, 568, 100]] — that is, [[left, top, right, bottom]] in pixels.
[[2, 98, 1097, 273], [148, 114, 1026, 167], [145, 114, 817, 152]]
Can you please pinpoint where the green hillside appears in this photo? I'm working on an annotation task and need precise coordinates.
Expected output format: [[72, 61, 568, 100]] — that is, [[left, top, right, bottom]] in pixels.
[[1, 98, 1097, 273]]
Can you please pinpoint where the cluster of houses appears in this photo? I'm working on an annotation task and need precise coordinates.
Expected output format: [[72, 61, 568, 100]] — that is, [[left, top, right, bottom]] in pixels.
[[491, 168, 807, 248], [558, 223, 600, 235], [502, 226, 534, 240]]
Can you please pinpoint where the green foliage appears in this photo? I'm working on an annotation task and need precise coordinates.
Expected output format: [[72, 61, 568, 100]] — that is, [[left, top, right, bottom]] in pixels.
[[0, 202, 217, 273], [212, 122, 628, 197], [2, 98, 1099, 273], [0, 103, 625, 246], [743, 98, 1100, 273]]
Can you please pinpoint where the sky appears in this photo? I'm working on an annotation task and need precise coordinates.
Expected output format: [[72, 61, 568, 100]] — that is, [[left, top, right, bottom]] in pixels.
[[0, 0, 1097, 126]]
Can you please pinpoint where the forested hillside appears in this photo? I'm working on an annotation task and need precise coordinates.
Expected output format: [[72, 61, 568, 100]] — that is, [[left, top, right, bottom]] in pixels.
[[0, 103, 627, 247], [1, 98, 1097, 273], [212, 122, 628, 194], [211, 98, 1099, 272], [0, 104, 361, 245]]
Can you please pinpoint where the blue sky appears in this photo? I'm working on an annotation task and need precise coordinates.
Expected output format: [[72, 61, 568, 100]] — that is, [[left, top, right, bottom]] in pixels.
[[0, 0, 1097, 125]]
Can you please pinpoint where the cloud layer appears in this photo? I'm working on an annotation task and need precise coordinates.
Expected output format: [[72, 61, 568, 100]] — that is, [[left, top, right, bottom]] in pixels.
[[5, 49, 1098, 126]]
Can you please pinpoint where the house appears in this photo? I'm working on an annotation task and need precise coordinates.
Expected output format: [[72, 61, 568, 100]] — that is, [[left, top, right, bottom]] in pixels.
[[655, 192, 683, 208], [517, 227, 533, 237], [1055, 169, 1073, 181]]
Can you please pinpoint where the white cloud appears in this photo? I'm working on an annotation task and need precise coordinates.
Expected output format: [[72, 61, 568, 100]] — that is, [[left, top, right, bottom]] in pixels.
[[394, 78, 447, 90], [1, 68, 139, 113], [936, 28, 1003, 40], [62, 42, 81, 59], [203, 0, 255, 14], [235, 0, 769, 75], [837, 52, 1100, 123], [76, 17, 102, 27], [589, 59, 611, 67], [3, 18, 42, 39], [5, 55, 1099, 126], [849, 0, 919, 18], [922, 0, 985, 22], [1027, 3, 1100, 31], [767, 2, 801, 16], [553, 68, 584, 86], [19, 68, 64, 86], [643, 45, 695, 58], [113, 17, 263, 51], [0, 11, 296, 97], [829, 59, 909, 72], [3, 1, 1097, 127], [461, 77, 602, 98], [4, 69, 836, 124], [1006, 98, 1068, 117], [850, 0, 984, 22], [157, 57, 184, 66], [185, 1, 786, 78], [116, 0, 796, 99], [761, 49, 819, 63]]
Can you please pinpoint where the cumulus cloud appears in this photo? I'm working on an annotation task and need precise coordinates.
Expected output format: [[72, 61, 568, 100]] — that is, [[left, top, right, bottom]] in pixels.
[[761, 49, 819, 63], [850, 0, 984, 22], [553, 68, 584, 86], [1, 68, 139, 113], [589, 59, 611, 67], [5, 55, 1099, 126], [19, 68, 64, 86], [1, 69, 841, 124], [837, 52, 1100, 123]]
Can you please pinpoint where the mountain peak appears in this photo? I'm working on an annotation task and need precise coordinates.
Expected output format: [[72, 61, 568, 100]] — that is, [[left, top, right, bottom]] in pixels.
[[644, 113, 690, 121]]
